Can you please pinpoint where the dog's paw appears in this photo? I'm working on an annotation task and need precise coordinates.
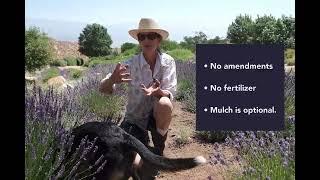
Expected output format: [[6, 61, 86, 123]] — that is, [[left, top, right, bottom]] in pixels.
[[194, 156, 207, 165]]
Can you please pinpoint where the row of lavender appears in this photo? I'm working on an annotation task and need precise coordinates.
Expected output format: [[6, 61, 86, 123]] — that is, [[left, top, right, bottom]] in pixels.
[[175, 61, 295, 179], [25, 64, 122, 179], [25, 61, 295, 179]]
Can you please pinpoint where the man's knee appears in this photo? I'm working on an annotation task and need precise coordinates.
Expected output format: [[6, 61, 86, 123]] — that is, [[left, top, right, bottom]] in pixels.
[[154, 96, 173, 112]]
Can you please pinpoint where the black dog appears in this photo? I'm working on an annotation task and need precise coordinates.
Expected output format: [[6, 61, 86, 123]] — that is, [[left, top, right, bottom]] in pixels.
[[63, 121, 206, 180]]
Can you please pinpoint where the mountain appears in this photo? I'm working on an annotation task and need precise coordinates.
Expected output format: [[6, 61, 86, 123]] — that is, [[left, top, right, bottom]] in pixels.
[[25, 18, 137, 48]]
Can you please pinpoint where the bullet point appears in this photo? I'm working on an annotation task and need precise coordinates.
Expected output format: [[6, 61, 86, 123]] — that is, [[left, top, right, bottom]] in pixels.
[[204, 108, 208, 112], [204, 86, 208, 90], [204, 64, 208, 68]]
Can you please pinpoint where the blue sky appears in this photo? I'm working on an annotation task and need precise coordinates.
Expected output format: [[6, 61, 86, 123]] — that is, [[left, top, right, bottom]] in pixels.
[[26, 0, 295, 47]]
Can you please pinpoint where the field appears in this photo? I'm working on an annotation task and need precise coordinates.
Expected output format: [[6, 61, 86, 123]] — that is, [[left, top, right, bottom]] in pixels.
[[25, 53, 295, 179]]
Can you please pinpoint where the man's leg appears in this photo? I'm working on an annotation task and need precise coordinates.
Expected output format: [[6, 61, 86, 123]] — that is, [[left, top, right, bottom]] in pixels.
[[136, 97, 173, 179], [151, 96, 174, 156]]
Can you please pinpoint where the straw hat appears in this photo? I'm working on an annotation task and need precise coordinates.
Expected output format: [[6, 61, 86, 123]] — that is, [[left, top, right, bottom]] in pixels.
[[129, 18, 169, 40]]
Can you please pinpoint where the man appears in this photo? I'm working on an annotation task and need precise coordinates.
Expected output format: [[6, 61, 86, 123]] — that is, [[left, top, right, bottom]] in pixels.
[[99, 18, 177, 177]]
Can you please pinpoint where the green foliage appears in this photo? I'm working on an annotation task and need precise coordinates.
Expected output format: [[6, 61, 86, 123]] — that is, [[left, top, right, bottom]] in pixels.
[[254, 15, 279, 44], [121, 42, 138, 53], [160, 39, 180, 51], [207, 36, 230, 44], [42, 67, 60, 82], [227, 14, 255, 44], [185, 93, 196, 113], [236, 152, 295, 180], [80, 90, 125, 118], [87, 55, 129, 67], [123, 46, 139, 56], [49, 59, 67, 67], [25, 120, 58, 180], [63, 57, 78, 66], [180, 31, 208, 52], [227, 14, 295, 48], [176, 79, 193, 101], [76, 57, 85, 66], [174, 127, 192, 147], [78, 23, 113, 57], [285, 49, 295, 66], [167, 49, 194, 61], [25, 26, 53, 72], [176, 79, 196, 113], [88, 59, 108, 67], [285, 93, 295, 118], [68, 69, 83, 79]]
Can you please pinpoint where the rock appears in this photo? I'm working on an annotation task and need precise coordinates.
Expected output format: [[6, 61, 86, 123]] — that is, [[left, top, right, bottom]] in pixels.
[[25, 76, 36, 82], [63, 83, 74, 89], [47, 76, 66, 87]]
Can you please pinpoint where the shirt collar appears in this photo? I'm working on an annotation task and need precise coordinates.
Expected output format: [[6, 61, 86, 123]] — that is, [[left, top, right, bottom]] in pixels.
[[139, 52, 161, 77]]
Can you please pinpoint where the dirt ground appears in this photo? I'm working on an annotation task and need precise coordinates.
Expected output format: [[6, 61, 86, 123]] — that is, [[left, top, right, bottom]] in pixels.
[[152, 101, 243, 180]]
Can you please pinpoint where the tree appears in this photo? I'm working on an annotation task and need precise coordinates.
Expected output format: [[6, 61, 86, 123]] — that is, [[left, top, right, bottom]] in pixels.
[[160, 39, 180, 51], [25, 26, 53, 72], [280, 15, 295, 48], [253, 15, 278, 43], [227, 14, 255, 44], [207, 36, 222, 44], [121, 42, 138, 53], [78, 23, 113, 57], [227, 14, 295, 47], [180, 31, 208, 52]]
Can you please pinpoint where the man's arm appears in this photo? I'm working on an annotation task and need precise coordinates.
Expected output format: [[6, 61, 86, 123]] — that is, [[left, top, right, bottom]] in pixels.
[[159, 59, 177, 101]]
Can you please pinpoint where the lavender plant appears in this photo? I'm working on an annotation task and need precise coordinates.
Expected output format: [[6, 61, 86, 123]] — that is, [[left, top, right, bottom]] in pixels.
[[25, 66, 124, 179], [221, 71, 295, 179], [176, 60, 196, 112]]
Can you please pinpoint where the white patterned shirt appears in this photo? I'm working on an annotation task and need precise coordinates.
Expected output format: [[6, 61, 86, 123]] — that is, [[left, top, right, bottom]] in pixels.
[[101, 52, 177, 130]]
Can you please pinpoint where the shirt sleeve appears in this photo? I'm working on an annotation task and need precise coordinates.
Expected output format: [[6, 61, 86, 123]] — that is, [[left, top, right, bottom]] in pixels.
[[160, 58, 177, 101], [100, 58, 132, 93]]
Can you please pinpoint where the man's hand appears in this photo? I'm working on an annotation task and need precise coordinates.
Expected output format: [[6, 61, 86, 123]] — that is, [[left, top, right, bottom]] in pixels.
[[140, 78, 161, 97], [111, 62, 132, 84]]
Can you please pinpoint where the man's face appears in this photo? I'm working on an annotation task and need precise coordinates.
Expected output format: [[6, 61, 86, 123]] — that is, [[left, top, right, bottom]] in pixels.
[[138, 32, 161, 53]]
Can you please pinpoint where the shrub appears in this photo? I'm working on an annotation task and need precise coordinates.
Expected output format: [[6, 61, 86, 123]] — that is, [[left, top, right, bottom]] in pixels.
[[176, 61, 196, 113], [160, 39, 180, 51], [123, 46, 139, 56], [179, 32, 208, 52], [174, 127, 192, 147], [25, 120, 58, 179], [167, 49, 194, 61], [88, 59, 108, 67], [42, 67, 60, 82], [285, 49, 295, 66], [185, 92, 196, 113], [176, 79, 193, 101], [25, 85, 111, 179], [50, 59, 67, 67], [64, 57, 78, 66], [80, 90, 125, 119], [68, 69, 83, 79], [284, 70, 295, 117], [76, 57, 84, 66], [25, 26, 53, 72], [78, 23, 112, 57], [234, 150, 295, 180], [81, 58, 90, 67], [121, 42, 138, 53]]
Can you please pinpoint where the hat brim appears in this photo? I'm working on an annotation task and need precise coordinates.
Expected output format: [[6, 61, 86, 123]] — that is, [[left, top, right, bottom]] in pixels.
[[129, 29, 169, 41]]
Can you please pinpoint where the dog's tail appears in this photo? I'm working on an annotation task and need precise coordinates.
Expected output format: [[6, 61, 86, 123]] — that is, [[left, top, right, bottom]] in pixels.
[[124, 132, 207, 171]]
